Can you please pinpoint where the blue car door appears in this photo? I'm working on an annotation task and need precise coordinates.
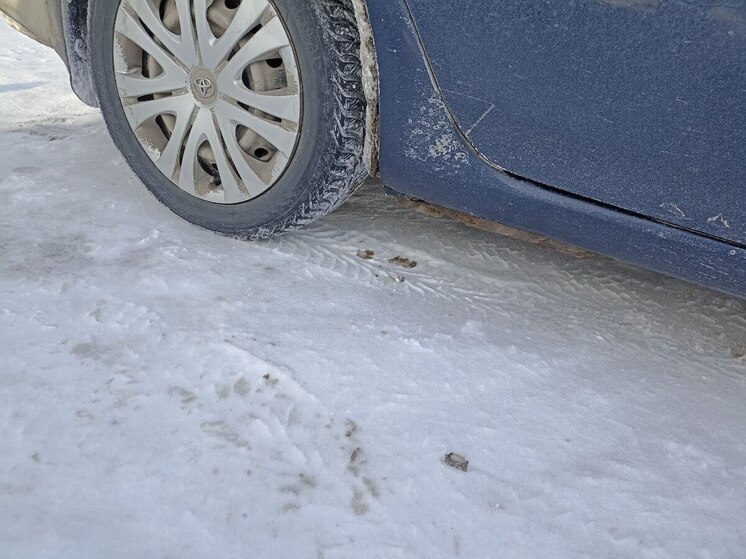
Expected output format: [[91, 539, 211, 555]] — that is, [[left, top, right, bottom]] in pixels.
[[405, 0, 746, 245]]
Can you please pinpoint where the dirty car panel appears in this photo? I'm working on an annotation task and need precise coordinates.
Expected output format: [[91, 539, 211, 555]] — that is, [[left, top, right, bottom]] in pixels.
[[365, 0, 746, 297], [406, 0, 746, 246]]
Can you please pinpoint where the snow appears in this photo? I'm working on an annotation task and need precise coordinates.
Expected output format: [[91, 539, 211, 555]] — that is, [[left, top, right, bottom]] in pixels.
[[1, 21, 746, 559]]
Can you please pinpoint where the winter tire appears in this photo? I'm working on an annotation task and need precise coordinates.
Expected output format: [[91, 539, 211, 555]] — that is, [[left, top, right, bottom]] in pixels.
[[91, 0, 368, 238]]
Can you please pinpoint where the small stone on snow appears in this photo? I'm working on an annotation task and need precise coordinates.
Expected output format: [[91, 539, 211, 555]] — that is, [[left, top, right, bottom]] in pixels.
[[389, 256, 417, 268], [356, 249, 375, 260], [444, 452, 469, 472]]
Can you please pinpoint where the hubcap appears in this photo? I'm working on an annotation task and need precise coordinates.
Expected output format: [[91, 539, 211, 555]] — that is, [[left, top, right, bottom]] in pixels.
[[113, 0, 302, 204]]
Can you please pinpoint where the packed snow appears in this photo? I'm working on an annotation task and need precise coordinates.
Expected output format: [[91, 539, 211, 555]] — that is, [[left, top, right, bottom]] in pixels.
[[1, 21, 745, 559]]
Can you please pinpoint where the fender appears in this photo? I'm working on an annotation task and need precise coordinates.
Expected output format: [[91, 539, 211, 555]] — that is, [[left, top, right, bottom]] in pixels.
[[0, 0, 64, 53], [0, 0, 93, 103]]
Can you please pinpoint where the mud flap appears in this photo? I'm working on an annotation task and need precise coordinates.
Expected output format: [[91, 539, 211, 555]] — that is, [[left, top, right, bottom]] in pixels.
[[62, 0, 97, 107]]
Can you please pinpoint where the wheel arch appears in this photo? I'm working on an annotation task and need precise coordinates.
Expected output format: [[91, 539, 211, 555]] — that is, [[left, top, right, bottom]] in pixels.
[[349, 0, 379, 176]]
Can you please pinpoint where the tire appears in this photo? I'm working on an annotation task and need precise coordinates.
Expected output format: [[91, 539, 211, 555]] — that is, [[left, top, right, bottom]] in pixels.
[[90, 0, 368, 238]]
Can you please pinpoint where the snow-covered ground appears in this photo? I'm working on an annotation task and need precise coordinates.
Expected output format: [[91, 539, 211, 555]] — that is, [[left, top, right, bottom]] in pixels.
[[1, 21, 745, 559]]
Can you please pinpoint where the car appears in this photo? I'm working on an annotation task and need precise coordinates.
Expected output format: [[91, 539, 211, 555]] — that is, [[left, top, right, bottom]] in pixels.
[[1, 0, 744, 297]]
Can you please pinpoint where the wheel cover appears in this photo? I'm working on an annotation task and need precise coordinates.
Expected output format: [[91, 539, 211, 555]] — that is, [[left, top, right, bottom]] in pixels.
[[113, 0, 302, 204]]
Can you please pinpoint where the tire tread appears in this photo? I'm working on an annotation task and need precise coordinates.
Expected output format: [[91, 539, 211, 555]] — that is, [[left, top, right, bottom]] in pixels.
[[249, 0, 368, 239]]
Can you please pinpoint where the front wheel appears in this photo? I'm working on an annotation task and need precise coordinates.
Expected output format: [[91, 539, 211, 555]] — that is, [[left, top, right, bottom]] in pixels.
[[91, 0, 368, 238]]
